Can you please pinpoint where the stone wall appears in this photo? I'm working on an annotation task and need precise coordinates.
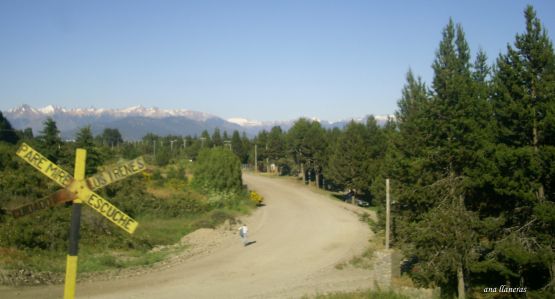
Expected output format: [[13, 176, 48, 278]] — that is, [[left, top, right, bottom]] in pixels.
[[369, 249, 436, 299]]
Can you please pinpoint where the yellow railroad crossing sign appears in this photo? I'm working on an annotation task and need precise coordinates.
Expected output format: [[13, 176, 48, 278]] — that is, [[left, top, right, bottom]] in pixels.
[[13, 143, 144, 234], [12, 143, 148, 299]]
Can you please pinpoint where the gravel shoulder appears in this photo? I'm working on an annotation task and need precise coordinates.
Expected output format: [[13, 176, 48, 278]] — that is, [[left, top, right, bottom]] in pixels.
[[0, 173, 375, 299]]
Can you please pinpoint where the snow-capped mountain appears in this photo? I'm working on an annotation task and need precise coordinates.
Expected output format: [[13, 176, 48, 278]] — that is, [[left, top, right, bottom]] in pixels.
[[227, 114, 393, 131], [4, 104, 234, 140], [227, 117, 264, 127], [3, 104, 392, 140], [8, 104, 215, 121]]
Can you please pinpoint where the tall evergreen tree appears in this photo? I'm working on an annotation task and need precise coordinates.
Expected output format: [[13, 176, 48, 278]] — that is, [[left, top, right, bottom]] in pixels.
[[0, 112, 19, 144], [253, 130, 269, 171], [287, 118, 314, 182], [200, 130, 212, 148], [306, 121, 327, 187], [231, 130, 248, 164], [325, 121, 371, 199], [364, 116, 388, 194], [212, 128, 223, 147], [38, 117, 63, 163], [395, 20, 491, 298], [240, 132, 251, 164], [392, 70, 432, 217], [287, 119, 327, 185], [491, 5, 555, 292], [101, 128, 123, 148], [21, 128, 33, 140], [75, 126, 101, 175], [266, 126, 287, 173]]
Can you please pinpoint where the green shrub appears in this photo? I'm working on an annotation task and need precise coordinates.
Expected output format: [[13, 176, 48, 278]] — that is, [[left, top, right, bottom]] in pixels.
[[191, 148, 242, 193]]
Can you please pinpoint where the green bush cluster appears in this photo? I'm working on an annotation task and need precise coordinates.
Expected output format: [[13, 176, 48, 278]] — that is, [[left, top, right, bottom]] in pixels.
[[191, 148, 242, 193]]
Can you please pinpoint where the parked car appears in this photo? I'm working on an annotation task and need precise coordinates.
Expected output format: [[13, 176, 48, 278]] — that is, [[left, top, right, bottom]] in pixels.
[[356, 199, 370, 207]]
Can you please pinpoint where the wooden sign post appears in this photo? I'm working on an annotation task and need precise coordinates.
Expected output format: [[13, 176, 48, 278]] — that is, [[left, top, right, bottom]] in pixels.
[[12, 143, 147, 299], [385, 178, 391, 250]]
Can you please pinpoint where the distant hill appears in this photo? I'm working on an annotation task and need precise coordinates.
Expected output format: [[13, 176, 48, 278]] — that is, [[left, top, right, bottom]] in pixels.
[[3, 104, 392, 140]]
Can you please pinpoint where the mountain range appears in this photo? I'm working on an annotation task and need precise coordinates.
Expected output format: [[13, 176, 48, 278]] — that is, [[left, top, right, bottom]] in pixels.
[[2, 104, 391, 140]]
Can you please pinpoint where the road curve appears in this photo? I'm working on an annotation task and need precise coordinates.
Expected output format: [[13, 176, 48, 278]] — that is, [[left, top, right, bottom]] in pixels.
[[1, 173, 373, 299]]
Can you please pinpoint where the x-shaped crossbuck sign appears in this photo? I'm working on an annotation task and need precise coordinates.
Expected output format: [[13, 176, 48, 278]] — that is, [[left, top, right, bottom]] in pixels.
[[12, 143, 146, 234]]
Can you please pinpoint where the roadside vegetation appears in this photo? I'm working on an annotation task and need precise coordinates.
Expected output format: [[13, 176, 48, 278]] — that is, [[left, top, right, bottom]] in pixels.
[[0, 125, 254, 276]]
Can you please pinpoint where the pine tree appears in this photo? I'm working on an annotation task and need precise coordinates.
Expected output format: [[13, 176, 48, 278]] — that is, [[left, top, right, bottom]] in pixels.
[[365, 116, 388, 195], [21, 128, 33, 140], [212, 128, 223, 147], [38, 117, 63, 163], [325, 121, 371, 199], [395, 20, 491, 298], [0, 112, 19, 144], [393, 70, 433, 220], [75, 126, 102, 175], [240, 132, 251, 164], [287, 118, 314, 182], [0, 111, 19, 144], [266, 126, 287, 173], [101, 128, 123, 148], [303, 121, 327, 187], [231, 131, 246, 163], [200, 130, 212, 148], [491, 5, 555, 292]]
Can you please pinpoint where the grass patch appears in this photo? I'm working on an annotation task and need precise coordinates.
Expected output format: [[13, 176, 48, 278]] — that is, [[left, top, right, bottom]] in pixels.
[[304, 289, 411, 299], [348, 247, 375, 270], [135, 215, 195, 245], [0, 248, 66, 273]]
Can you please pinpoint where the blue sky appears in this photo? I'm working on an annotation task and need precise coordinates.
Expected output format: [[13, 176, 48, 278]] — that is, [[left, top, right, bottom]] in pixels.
[[1, 1, 554, 121]]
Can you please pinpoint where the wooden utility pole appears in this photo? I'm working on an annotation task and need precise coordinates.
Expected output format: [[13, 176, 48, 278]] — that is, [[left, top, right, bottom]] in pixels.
[[254, 144, 258, 172], [170, 140, 177, 151], [386, 178, 391, 250], [265, 143, 269, 173]]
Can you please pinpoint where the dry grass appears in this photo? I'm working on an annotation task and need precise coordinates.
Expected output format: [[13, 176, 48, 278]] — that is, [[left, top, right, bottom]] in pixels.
[[146, 187, 173, 199]]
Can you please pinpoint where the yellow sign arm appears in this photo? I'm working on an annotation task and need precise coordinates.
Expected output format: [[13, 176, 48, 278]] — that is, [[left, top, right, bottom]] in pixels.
[[10, 189, 77, 218], [16, 143, 73, 188], [86, 157, 146, 190], [80, 189, 139, 234]]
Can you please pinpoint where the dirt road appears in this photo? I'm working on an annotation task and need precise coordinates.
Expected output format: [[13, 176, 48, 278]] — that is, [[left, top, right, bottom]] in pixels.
[[1, 173, 375, 298]]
